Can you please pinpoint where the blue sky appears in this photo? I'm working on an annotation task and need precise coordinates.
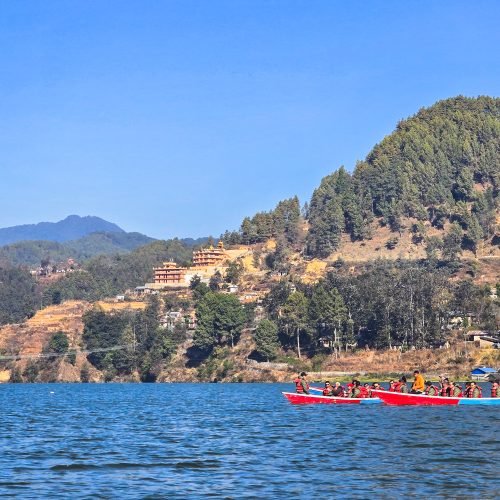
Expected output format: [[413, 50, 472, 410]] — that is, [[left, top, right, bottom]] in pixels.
[[0, 1, 499, 239]]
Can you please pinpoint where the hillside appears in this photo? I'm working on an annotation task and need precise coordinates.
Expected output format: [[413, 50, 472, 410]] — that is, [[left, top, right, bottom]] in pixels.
[[0, 298, 498, 384], [0, 215, 125, 246], [306, 96, 499, 259], [228, 97, 499, 264]]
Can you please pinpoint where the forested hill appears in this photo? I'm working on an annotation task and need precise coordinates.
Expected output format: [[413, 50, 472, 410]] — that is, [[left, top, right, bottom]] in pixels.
[[0, 231, 156, 267], [306, 96, 499, 257], [0, 215, 124, 246], [225, 96, 499, 260]]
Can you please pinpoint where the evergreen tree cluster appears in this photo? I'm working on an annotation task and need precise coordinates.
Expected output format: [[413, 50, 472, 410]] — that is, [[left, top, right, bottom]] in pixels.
[[0, 267, 40, 326], [82, 296, 185, 382], [222, 196, 302, 246], [307, 96, 499, 257], [259, 260, 498, 358]]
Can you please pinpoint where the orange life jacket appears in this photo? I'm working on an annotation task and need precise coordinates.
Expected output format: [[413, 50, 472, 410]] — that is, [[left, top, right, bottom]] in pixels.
[[425, 385, 440, 396], [294, 378, 308, 393], [294, 377, 304, 394]]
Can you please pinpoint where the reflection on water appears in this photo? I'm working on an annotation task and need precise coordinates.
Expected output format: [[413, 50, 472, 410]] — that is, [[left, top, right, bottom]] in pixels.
[[0, 383, 498, 498]]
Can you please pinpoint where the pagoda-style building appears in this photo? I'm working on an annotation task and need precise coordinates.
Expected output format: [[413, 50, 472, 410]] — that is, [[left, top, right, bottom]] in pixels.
[[153, 261, 187, 285], [192, 241, 227, 267]]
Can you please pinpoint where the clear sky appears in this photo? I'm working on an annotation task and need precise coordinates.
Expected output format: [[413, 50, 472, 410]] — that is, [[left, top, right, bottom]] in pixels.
[[0, 1, 499, 239]]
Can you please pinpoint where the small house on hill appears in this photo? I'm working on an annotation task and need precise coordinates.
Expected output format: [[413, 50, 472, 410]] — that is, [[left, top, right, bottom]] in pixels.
[[471, 367, 498, 381], [466, 331, 500, 348]]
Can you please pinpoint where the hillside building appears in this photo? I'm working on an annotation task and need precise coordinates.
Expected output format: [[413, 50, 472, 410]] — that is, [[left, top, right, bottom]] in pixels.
[[153, 261, 187, 285], [192, 241, 227, 267]]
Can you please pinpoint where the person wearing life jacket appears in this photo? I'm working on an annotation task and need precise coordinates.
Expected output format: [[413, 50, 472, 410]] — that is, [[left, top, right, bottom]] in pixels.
[[350, 380, 362, 398], [438, 376, 450, 396], [294, 372, 310, 394], [439, 381, 451, 397], [490, 380, 499, 398], [331, 382, 345, 397], [424, 381, 439, 396], [346, 379, 356, 397], [360, 383, 370, 398], [467, 381, 482, 398], [411, 370, 425, 394], [398, 376, 409, 393], [389, 380, 397, 392], [322, 381, 333, 396], [449, 381, 463, 397], [464, 382, 471, 397]]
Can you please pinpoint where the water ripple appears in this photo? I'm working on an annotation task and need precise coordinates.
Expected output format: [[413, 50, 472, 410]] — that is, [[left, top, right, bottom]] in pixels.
[[0, 383, 499, 498]]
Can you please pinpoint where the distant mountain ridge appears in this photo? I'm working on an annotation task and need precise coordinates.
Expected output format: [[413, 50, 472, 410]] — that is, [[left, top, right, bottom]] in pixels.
[[0, 215, 125, 246], [0, 214, 211, 266], [0, 232, 156, 267]]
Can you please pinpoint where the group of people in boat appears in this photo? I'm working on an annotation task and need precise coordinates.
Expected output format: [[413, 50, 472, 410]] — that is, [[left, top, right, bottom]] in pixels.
[[294, 370, 500, 399]]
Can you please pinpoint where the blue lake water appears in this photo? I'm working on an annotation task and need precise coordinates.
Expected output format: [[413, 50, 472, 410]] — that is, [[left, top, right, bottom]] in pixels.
[[1, 383, 499, 498]]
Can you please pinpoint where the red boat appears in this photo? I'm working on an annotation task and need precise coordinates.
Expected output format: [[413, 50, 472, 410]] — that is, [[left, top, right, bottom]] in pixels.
[[282, 392, 380, 405], [371, 389, 500, 406]]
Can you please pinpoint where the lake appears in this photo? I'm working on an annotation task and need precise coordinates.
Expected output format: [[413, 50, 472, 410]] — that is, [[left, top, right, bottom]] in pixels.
[[0, 383, 499, 498]]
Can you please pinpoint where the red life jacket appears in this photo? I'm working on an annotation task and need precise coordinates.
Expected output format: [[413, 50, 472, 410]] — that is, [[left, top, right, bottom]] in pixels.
[[392, 382, 401, 392], [468, 386, 482, 398], [439, 386, 449, 397], [426, 385, 440, 396], [295, 378, 308, 393], [360, 386, 370, 398], [323, 387, 332, 396]]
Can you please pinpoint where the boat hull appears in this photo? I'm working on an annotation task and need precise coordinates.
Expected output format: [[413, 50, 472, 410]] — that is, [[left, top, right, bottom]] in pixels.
[[282, 392, 380, 405], [371, 389, 500, 406]]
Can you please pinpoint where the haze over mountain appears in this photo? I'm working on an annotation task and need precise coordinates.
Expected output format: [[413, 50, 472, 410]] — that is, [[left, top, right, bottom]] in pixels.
[[0, 215, 125, 246]]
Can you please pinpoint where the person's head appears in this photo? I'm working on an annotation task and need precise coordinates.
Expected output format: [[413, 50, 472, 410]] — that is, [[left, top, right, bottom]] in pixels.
[[300, 372, 307, 378], [400, 376, 407, 383], [373, 383, 381, 389], [389, 379, 395, 385], [334, 382, 341, 388], [364, 383, 370, 387], [470, 381, 476, 388], [425, 381, 432, 387], [354, 380, 360, 387], [492, 380, 499, 387], [324, 381, 331, 387], [414, 370, 420, 375]]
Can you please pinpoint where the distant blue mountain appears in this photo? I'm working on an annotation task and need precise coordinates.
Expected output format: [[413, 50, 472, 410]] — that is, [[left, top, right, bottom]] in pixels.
[[0, 215, 125, 245], [0, 216, 212, 266]]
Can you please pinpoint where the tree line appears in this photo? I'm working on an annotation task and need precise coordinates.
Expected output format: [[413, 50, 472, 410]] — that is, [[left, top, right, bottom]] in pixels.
[[253, 260, 498, 361]]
